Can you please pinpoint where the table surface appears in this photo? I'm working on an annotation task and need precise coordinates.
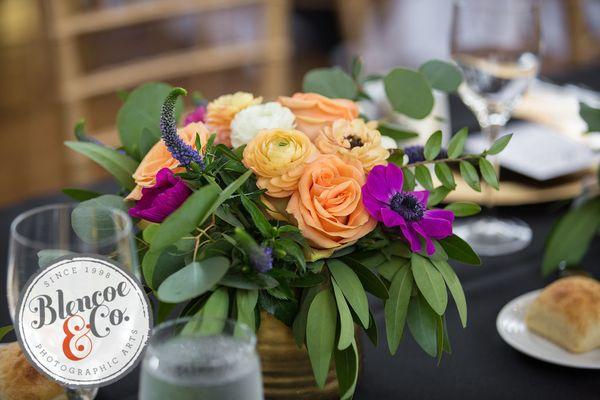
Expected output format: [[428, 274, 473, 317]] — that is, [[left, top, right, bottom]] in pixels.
[[1, 67, 599, 399]]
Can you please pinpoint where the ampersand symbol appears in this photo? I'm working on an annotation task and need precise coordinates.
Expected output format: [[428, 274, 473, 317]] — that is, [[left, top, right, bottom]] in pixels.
[[62, 315, 93, 361]]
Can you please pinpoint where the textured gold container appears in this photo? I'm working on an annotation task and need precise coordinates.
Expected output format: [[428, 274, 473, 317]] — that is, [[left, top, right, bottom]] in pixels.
[[257, 312, 339, 399]]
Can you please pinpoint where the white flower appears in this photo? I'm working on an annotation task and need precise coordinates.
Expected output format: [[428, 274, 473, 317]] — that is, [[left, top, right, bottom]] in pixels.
[[380, 135, 398, 149], [230, 102, 296, 147]]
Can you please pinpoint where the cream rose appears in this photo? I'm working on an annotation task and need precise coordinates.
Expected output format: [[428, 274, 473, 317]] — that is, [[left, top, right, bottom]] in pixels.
[[230, 102, 295, 147]]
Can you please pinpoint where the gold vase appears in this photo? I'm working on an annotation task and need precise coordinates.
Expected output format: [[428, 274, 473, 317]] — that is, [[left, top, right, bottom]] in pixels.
[[257, 312, 339, 399]]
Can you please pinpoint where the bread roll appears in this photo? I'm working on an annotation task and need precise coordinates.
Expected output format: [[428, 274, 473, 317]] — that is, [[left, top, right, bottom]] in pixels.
[[0, 342, 65, 400], [525, 276, 600, 353]]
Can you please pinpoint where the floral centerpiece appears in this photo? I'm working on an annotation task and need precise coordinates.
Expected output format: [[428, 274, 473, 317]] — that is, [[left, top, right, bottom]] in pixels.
[[63, 58, 510, 398]]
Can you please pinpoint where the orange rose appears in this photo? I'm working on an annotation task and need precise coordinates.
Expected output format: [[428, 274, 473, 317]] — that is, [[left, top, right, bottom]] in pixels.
[[286, 154, 376, 249], [126, 122, 209, 200], [243, 128, 317, 198], [278, 93, 359, 141], [206, 92, 262, 147]]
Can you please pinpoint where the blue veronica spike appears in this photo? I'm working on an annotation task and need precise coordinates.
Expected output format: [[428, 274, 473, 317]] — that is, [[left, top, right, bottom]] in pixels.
[[160, 87, 204, 169]]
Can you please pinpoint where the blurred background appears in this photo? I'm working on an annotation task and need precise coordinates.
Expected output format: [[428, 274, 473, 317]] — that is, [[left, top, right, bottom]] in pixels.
[[0, 0, 599, 206]]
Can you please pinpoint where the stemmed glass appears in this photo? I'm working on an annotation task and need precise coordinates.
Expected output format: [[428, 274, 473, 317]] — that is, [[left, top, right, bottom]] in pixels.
[[451, 0, 541, 255], [139, 316, 264, 400], [7, 203, 139, 400]]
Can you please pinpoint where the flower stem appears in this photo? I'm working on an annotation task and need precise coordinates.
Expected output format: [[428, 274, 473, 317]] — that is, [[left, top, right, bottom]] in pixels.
[[405, 154, 482, 168]]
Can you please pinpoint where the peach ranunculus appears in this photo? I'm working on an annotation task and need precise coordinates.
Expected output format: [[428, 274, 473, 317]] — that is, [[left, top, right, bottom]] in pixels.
[[243, 128, 317, 198], [206, 92, 262, 147], [126, 122, 210, 200], [315, 118, 390, 173], [286, 154, 376, 249], [278, 93, 359, 141]]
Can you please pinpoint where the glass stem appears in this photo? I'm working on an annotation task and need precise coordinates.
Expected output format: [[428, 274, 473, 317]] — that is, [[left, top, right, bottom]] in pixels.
[[482, 124, 502, 210], [66, 388, 98, 400]]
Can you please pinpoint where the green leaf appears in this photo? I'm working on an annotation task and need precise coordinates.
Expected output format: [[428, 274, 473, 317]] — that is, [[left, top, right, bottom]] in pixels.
[[434, 163, 455, 189], [0, 325, 13, 341], [259, 291, 298, 326], [542, 198, 600, 276], [291, 273, 325, 288], [342, 259, 389, 299], [407, 293, 438, 357], [156, 301, 175, 324], [385, 266, 413, 354], [424, 130, 442, 160], [365, 310, 378, 346], [447, 127, 468, 158], [384, 68, 434, 119], [38, 249, 72, 268], [427, 186, 451, 207], [419, 60, 463, 92], [444, 202, 481, 217], [431, 259, 467, 328], [415, 165, 434, 191], [71, 195, 128, 244], [439, 234, 481, 265], [157, 257, 230, 303], [236, 289, 259, 331], [142, 223, 160, 243], [116, 82, 183, 159], [487, 133, 512, 155], [184, 287, 230, 335], [411, 254, 448, 315], [377, 122, 419, 141], [351, 56, 363, 82], [377, 257, 410, 281], [478, 158, 499, 190], [332, 281, 354, 350], [334, 340, 359, 400], [240, 195, 273, 238], [292, 286, 320, 347], [151, 184, 220, 251], [306, 288, 337, 388], [65, 141, 138, 190], [436, 315, 444, 363], [327, 259, 369, 327], [579, 102, 600, 132], [402, 167, 416, 191], [142, 245, 188, 290], [138, 127, 158, 159], [303, 67, 357, 99], [459, 161, 480, 192], [62, 188, 101, 201]]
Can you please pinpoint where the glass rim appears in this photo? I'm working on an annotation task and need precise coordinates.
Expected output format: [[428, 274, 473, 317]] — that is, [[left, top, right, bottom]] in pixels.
[[9, 202, 133, 249], [147, 316, 257, 367], [453, 0, 540, 13]]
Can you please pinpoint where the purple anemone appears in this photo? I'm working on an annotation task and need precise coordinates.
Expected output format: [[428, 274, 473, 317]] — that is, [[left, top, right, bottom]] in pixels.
[[183, 105, 207, 126], [362, 163, 454, 255], [129, 168, 192, 223]]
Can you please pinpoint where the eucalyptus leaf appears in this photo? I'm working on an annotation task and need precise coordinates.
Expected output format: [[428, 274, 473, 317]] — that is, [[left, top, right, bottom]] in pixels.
[[37, 250, 72, 268], [478, 158, 499, 190], [116, 82, 183, 159], [447, 127, 468, 158], [411, 254, 448, 315], [424, 130, 442, 160], [332, 281, 354, 350], [157, 257, 230, 303], [303, 67, 357, 99], [415, 165, 434, 191], [419, 60, 463, 92], [138, 127, 159, 159], [334, 340, 359, 400], [444, 202, 481, 217], [71, 195, 128, 244], [385, 266, 413, 355], [384, 68, 434, 119], [487, 133, 513, 155], [431, 259, 467, 327], [151, 184, 220, 251], [459, 161, 480, 192], [439, 234, 481, 265], [407, 293, 438, 357], [142, 246, 187, 290], [306, 289, 337, 388], [65, 141, 138, 189], [328, 259, 369, 327]]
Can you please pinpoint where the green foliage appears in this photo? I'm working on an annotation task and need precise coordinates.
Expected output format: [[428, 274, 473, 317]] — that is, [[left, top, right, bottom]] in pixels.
[[335, 340, 359, 400], [459, 161, 481, 192], [62, 188, 101, 202], [384, 68, 434, 119], [439, 235, 481, 265], [341, 258, 389, 299], [384, 265, 412, 354], [542, 198, 600, 276], [579, 102, 600, 133], [116, 82, 183, 159], [432, 259, 467, 328], [236, 289, 259, 331], [292, 286, 320, 347], [444, 202, 481, 217], [415, 165, 434, 191], [427, 186, 450, 207], [71, 195, 129, 244], [418, 60, 463, 92], [478, 158, 499, 190], [332, 281, 354, 350], [447, 127, 468, 158], [65, 141, 138, 190], [434, 163, 456, 189], [0, 326, 13, 342], [328, 259, 370, 327], [411, 254, 448, 315], [487, 134, 513, 155], [306, 288, 337, 388], [302, 67, 357, 99], [424, 130, 442, 160], [407, 293, 438, 357], [377, 122, 419, 141]]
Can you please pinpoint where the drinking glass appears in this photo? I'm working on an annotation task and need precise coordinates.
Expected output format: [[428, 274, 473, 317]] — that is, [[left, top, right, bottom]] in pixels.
[[139, 316, 264, 400], [7, 203, 139, 400], [451, 0, 541, 255]]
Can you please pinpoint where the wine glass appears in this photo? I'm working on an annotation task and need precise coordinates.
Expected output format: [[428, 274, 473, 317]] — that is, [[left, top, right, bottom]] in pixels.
[[7, 203, 139, 400], [451, 0, 541, 255], [139, 316, 264, 400]]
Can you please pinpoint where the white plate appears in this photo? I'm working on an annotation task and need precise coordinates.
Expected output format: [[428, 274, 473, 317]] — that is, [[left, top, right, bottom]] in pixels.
[[496, 290, 600, 369]]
